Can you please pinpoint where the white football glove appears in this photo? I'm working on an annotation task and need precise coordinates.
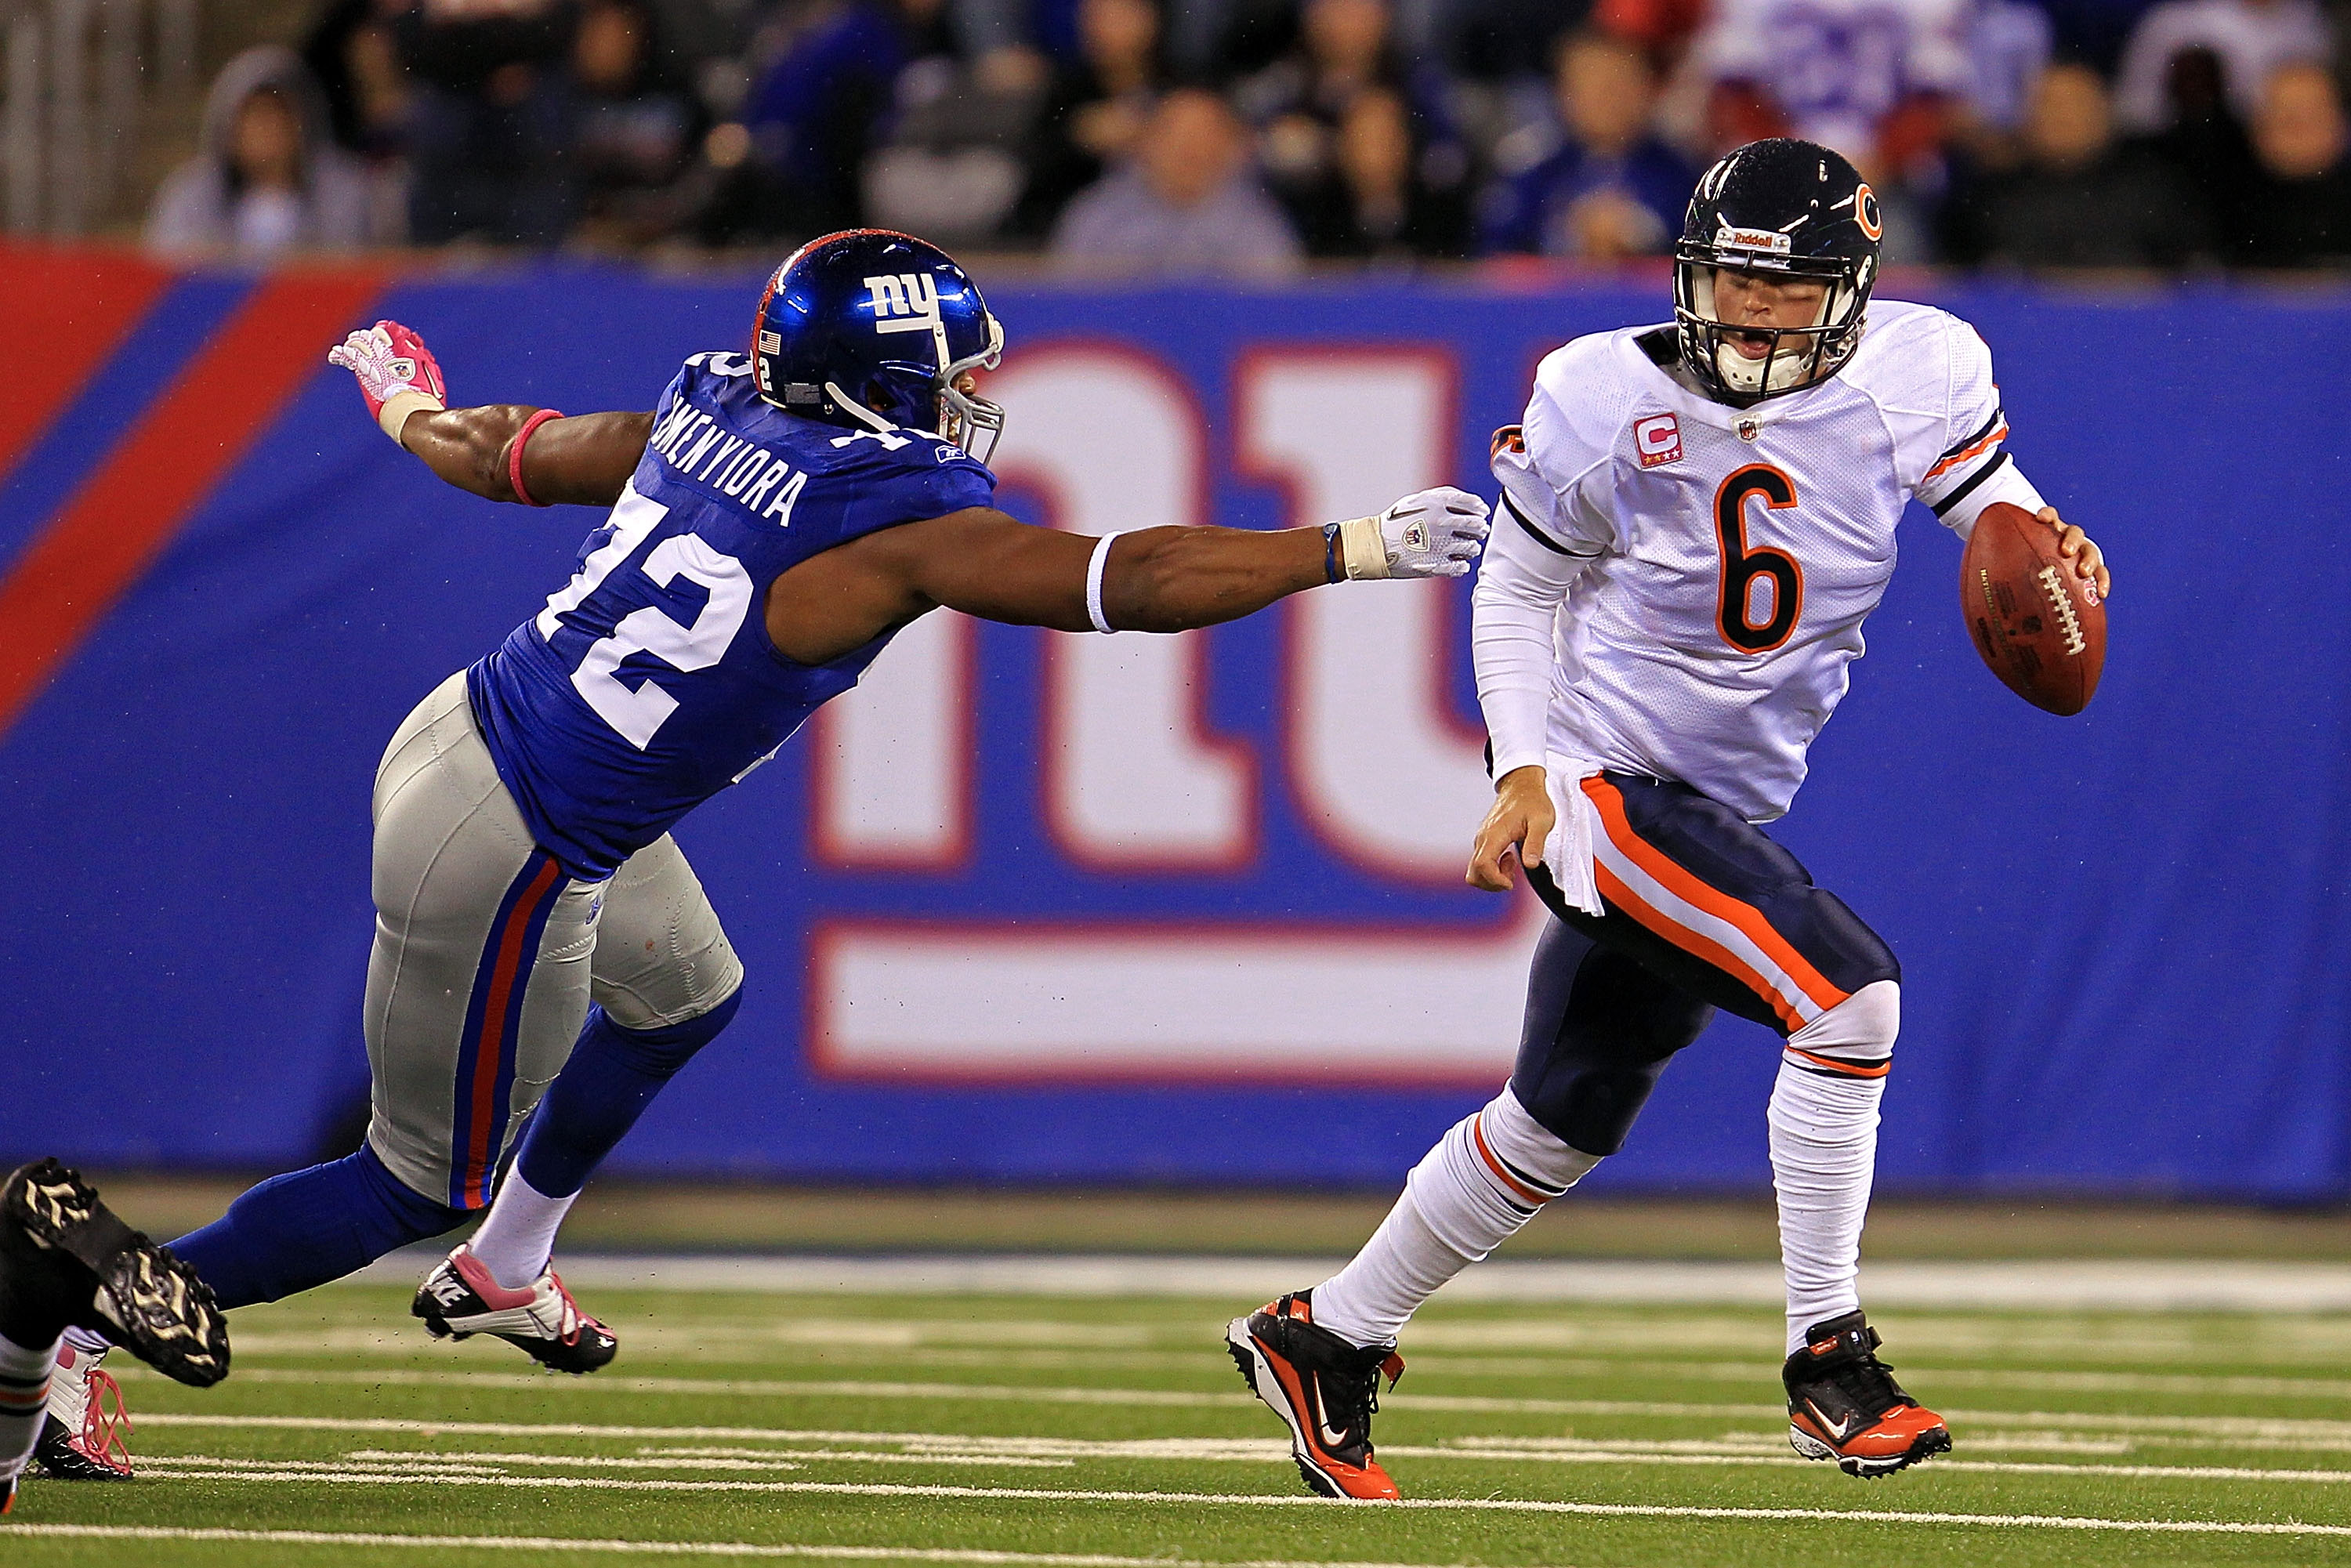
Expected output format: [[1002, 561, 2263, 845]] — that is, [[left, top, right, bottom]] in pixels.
[[1337, 486, 1492, 580]]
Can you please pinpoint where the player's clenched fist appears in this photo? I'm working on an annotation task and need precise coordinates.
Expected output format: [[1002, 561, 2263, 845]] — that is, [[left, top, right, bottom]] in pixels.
[[328, 320, 447, 444], [1466, 763, 1555, 892], [1337, 486, 1491, 580]]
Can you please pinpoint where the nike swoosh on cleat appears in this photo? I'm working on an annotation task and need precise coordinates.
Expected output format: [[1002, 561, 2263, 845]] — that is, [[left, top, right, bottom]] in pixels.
[[1805, 1399, 1862, 1443], [1308, 1380, 1350, 1450]]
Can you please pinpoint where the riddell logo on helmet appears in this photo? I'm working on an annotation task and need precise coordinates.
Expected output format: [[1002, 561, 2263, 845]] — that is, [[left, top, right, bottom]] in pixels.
[[1635, 414, 1682, 468], [1714, 220, 1792, 255]]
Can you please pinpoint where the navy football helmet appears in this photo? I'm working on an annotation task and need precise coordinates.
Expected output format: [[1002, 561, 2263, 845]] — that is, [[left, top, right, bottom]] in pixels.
[[1673, 139, 1882, 403], [750, 229, 1006, 462]]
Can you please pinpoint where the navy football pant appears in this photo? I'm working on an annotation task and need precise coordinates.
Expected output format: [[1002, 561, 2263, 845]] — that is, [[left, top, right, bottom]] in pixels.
[[1515, 773, 1900, 1154]]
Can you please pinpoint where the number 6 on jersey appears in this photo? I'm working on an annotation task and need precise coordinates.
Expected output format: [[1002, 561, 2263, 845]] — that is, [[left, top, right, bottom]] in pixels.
[[1715, 463, 1803, 654]]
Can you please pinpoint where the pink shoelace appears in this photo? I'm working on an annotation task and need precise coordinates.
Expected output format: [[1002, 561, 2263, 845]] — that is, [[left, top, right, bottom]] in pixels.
[[76, 1367, 132, 1474]]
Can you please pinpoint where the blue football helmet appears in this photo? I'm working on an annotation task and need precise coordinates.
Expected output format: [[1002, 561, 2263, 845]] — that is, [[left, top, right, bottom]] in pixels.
[[749, 229, 1006, 462]]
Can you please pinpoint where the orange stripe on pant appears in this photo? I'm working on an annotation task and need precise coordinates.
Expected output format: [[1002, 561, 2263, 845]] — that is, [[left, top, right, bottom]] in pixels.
[[0, 267, 387, 740], [1590, 860, 1808, 1032], [1582, 777, 1850, 1017]]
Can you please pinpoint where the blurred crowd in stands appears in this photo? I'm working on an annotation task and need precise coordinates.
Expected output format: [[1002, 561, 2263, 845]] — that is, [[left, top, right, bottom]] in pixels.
[[144, 0, 2351, 271]]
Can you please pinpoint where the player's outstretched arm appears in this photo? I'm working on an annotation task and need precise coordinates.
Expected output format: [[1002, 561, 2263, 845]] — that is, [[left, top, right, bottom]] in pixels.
[[328, 320, 651, 507], [878, 510, 1324, 633], [401, 405, 654, 507], [765, 489, 1489, 665]]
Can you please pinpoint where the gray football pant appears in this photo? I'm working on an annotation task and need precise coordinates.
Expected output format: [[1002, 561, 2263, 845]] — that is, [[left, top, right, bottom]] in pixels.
[[364, 672, 743, 1210]]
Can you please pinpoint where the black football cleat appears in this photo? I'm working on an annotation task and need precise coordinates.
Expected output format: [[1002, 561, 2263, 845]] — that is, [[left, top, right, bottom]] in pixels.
[[1784, 1310, 1952, 1478], [0, 1160, 227, 1389], [1226, 1291, 1404, 1499], [412, 1244, 617, 1374]]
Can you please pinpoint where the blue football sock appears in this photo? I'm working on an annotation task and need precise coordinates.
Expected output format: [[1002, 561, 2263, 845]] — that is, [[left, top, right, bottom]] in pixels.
[[514, 993, 741, 1200], [168, 1144, 467, 1310]]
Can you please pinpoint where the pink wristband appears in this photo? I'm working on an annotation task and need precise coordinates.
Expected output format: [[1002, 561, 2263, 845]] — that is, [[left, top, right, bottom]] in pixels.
[[508, 409, 565, 506]]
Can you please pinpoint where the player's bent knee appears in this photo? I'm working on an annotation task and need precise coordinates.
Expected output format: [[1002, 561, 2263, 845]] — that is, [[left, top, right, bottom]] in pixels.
[[597, 929, 744, 1032], [1785, 979, 1900, 1071]]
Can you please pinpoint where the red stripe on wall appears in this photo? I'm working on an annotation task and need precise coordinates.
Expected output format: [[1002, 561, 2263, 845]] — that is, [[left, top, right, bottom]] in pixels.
[[0, 244, 172, 481], [0, 266, 386, 739]]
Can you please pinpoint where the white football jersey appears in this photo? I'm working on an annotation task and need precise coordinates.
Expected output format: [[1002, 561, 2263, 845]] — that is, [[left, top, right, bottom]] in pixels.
[[1485, 299, 2040, 823]]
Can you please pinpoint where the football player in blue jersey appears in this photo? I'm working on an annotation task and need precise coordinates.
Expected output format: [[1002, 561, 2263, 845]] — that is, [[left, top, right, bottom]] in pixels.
[[31, 230, 1489, 1479]]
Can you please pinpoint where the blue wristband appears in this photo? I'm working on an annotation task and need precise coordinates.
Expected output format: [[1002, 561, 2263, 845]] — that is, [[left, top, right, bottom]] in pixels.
[[1322, 522, 1344, 584]]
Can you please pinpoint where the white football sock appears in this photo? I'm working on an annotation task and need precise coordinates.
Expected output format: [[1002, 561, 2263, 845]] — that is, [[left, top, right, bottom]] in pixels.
[[59, 1325, 109, 1356], [0, 1329, 59, 1487], [1772, 980, 1899, 1354], [467, 1171, 578, 1291], [1312, 1088, 1599, 1349]]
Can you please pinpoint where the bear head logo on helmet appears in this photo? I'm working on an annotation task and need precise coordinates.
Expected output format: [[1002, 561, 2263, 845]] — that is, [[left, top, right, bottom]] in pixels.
[[1674, 139, 1882, 404], [750, 229, 1007, 462]]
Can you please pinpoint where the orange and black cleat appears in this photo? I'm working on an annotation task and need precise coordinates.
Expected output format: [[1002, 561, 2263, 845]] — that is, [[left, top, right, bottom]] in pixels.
[[1226, 1291, 1404, 1500], [1784, 1311, 1952, 1478]]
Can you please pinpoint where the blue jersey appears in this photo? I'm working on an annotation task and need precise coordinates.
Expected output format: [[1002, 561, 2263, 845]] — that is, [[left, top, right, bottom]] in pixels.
[[468, 351, 996, 880]]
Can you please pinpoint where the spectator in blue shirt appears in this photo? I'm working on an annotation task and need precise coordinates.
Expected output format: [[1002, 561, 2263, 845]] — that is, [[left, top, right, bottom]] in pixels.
[[1480, 28, 1695, 259], [739, 0, 957, 234]]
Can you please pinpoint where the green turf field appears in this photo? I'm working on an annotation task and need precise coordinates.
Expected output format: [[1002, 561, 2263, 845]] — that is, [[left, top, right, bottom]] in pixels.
[[9, 1280, 2351, 1566]]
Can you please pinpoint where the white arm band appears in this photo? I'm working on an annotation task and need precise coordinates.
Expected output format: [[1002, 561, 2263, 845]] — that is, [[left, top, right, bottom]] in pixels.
[[1938, 457, 2047, 540], [1085, 532, 1119, 634]]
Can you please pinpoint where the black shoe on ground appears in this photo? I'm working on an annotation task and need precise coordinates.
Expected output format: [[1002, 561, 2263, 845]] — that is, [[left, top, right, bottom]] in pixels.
[[1783, 1310, 1951, 1478], [1226, 1290, 1404, 1500], [0, 1159, 228, 1389]]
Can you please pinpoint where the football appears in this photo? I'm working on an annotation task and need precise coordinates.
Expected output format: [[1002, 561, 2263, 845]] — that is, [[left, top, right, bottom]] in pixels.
[[1959, 501, 2106, 715]]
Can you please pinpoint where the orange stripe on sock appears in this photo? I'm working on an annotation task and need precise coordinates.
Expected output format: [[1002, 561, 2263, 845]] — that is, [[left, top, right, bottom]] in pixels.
[[1470, 1114, 1550, 1206], [1583, 777, 1849, 1015], [1785, 1045, 1892, 1079]]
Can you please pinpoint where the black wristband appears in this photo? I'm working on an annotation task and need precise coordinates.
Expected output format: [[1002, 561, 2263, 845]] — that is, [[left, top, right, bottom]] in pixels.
[[1322, 521, 1344, 584]]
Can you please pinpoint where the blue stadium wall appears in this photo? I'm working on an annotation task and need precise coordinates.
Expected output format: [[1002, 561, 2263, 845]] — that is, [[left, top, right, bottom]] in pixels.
[[1, 246, 2346, 1200]]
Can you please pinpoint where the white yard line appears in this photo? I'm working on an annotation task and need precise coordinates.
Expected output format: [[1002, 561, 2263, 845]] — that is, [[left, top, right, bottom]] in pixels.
[[0, 1525, 1569, 1568], [214, 1334, 2351, 1401], [135, 1401, 2351, 1444], [53, 1473, 2351, 1536], [132, 1441, 2351, 1488], [349, 1448, 1077, 1471], [346, 1251, 2351, 1313], [120, 1363, 2351, 1421], [127, 1367, 1265, 1407]]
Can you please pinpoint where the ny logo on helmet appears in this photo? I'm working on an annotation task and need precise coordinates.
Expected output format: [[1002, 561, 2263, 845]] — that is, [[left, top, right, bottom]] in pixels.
[[864, 273, 951, 365]]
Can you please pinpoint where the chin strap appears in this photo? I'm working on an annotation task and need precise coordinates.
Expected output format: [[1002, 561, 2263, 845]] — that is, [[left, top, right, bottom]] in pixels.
[[824, 382, 901, 436]]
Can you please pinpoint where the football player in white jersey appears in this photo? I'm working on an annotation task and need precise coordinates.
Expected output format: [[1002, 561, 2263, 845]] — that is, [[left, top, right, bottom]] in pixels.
[[1228, 139, 2110, 1499]]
